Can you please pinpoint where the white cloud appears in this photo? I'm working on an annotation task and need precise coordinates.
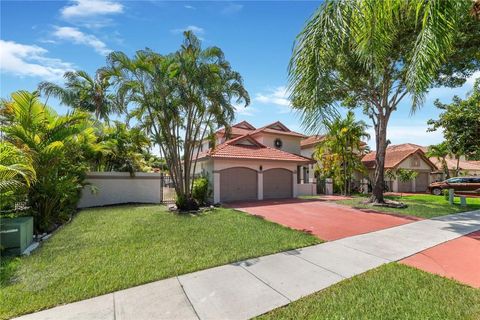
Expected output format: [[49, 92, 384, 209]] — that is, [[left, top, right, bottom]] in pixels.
[[222, 3, 243, 14], [53, 26, 111, 56], [61, 0, 123, 19], [184, 5, 195, 10], [254, 86, 292, 114], [171, 25, 205, 36], [0, 40, 74, 81], [234, 103, 257, 117], [466, 71, 480, 85]]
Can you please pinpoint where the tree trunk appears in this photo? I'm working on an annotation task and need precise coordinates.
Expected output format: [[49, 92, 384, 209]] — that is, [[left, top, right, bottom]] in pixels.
[[370, 115, 388, 204]]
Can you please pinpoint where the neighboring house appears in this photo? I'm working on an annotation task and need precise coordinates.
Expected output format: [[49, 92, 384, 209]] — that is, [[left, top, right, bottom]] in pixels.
[[362, 143, 437, 193], [300, 135, 368, 190], [427, 155, 480, 178], [195, 121, 316, 203]]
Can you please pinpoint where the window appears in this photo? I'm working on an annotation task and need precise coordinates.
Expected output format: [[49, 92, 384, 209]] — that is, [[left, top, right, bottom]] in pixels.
[[274, 138, 283, 149], [446, 178, 463, 183]]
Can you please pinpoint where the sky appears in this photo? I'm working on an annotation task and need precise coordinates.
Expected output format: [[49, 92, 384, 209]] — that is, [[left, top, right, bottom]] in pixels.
[[1, 0, 479, 149]]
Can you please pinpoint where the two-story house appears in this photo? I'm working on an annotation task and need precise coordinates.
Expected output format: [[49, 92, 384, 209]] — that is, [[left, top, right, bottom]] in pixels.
[[194, 121, 315, 203]]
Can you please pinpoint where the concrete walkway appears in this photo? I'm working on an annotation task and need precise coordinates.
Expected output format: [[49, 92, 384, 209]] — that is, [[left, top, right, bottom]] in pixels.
[[16, 210, 480, 320]]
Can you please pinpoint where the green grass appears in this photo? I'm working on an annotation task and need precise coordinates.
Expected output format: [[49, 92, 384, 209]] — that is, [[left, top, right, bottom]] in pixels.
[[335, 194, 480, 219], [258, 263, 480, 320], [0, 205, 319, 319]]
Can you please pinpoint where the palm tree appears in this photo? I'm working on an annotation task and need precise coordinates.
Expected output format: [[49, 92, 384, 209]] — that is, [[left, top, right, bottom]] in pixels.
[[1, 91, 93, 231], [104, 31, 249, 209], [38, 70, 121, 121], [0, 142, 36, 193], [315, 111, 369, 195], [289, 0, 478, 204], [426, 142, 451, 179]]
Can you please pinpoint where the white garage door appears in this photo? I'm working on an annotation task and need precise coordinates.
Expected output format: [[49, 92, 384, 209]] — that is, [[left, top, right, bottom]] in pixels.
[[220, 167, 257, 202], [263, 168, 293, 199]]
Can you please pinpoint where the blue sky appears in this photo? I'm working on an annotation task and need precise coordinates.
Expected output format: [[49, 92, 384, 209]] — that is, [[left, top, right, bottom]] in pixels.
[[1, 0, 478, 148]]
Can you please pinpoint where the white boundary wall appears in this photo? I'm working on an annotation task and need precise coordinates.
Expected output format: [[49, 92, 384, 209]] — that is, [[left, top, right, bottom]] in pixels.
[[78, 172, 161, 208]]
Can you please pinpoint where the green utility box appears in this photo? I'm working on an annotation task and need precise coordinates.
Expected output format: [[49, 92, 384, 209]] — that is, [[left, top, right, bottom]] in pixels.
[[0, 216, 34, 256]]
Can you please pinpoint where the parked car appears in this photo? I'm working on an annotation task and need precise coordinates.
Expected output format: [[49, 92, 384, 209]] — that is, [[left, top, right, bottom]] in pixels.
[[428, 176, 480, 195]]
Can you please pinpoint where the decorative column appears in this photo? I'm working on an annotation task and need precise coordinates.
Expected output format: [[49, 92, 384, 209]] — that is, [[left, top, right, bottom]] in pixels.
[[258, 171, 263, 200], [325, 178, 333, 195], [293, 170, 298, 197], [213, 171, 220, 203]]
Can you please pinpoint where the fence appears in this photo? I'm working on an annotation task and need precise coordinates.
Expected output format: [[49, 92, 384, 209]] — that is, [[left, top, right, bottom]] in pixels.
[[78, 172, 176, 208]]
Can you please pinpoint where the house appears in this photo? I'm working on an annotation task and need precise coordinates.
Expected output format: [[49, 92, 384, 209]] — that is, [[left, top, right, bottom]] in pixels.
[[361, 143, 437, 193], [426, 155, 480, 178], [195, 121, 316, 203], [300, 135, 368, 190]]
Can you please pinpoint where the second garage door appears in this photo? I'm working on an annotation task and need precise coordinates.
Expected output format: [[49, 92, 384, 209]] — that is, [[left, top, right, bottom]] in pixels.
[[220, 167, 257, 202], [263, 168, 293, 199]]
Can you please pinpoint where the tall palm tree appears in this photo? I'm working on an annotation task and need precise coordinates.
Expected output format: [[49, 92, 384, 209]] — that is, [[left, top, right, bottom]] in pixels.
[[426, 142, 452, 179], [104, 31, 250, 209], [289, 0, 478, 203], [0, 142, 36, 193], [38, 70, 121, 121]]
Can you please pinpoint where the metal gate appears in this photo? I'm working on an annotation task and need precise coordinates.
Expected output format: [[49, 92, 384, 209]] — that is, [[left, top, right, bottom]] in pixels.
[[160, 174, 176, 203]]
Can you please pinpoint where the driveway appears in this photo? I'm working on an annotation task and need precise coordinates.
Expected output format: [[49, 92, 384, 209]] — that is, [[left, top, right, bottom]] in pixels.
[[229, 198, 421, 241]]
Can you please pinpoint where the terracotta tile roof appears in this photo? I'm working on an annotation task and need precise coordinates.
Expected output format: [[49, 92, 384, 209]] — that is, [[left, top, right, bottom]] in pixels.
[[197, 134, 314, 163], [431, 158, 480, 171], [301, 135, 325, 149], [362, 143, 436, 170], [216, 120, 306, 139], [300, 135, 368, 149]]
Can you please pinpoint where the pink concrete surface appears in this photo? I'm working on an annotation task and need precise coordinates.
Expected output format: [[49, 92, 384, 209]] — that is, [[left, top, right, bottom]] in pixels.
[[401, 231, 480, 288], [228, 199, 420, 241]]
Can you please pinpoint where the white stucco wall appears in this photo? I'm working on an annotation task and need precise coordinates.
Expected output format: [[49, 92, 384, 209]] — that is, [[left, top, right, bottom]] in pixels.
[[78, 172, 162, 208], [254, 133, 302, 155], [397, 155, 433, 171], [296, 183, 316, 196]]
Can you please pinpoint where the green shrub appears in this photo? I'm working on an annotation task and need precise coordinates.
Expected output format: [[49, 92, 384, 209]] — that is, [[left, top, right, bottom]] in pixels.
[[443, 189, 450, 201], [192, 177, 211, 206]]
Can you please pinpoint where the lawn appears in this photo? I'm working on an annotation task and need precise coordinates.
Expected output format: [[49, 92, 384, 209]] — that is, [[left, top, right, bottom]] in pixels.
[[0, 205, 319, 319], [259, 263, 480, 320], [335, 194, 480, 219]]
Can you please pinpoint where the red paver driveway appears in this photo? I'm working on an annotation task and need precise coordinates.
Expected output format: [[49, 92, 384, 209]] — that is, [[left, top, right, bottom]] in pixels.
[[401, 231, 480, 288], [228, 198, 420, 241]]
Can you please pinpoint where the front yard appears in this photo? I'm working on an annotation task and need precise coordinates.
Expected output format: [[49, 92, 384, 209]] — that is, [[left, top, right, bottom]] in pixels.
[[259, 263, 480, 320], [0, 205, 319, 319], [335, 194, 480, 219]]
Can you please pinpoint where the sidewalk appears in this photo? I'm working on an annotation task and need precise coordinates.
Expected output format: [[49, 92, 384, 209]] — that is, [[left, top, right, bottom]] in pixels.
[[16, 210, 480, 320]]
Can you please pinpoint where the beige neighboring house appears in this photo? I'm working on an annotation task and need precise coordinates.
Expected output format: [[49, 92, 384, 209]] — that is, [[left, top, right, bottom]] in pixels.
[[426, 154, 480, 178], [194, 121, 316, 203], [362, 143, 437, 193]]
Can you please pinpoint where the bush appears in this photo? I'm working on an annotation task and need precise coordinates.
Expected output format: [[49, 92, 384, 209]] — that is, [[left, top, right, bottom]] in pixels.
[[443, 189, 450, 201], [175, 194, 199, 211], [192, 177, 211, 206]]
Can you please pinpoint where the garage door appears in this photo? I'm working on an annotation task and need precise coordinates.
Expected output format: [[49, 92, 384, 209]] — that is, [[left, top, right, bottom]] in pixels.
[[397, 179, 413, 193], [263, 169, 293, 199], [220, 167, 257, 202], [415, 173, 429, 193]]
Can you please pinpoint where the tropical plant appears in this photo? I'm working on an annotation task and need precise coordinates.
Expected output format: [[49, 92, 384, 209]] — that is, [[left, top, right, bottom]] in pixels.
[[396, 169, 418, 197], [314, 111, 370, 195], [1, 91, 94, 232], [38, 70, 121, 121], [192, 177, 211, 206], [428, 78, 480, 166], [104, 31, 249, 210], [0, 142, 36, 212], [426, 142, 452, 179], [90, 121, 152, 173], [289, 0, 480, 204]]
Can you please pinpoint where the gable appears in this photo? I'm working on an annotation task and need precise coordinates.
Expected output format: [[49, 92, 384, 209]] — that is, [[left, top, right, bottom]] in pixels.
[[232, 121, 255, 130], [265, 121, 290, 132]]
